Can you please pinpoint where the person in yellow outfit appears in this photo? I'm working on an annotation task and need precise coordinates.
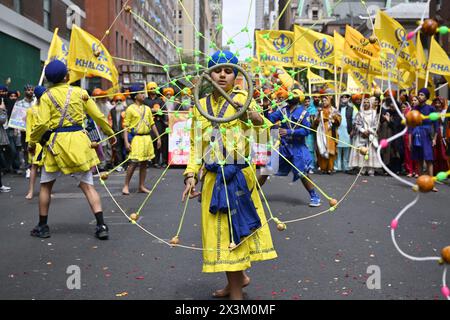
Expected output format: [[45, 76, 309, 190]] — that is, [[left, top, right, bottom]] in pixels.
[[122, 84, 161, 195], [25, 86, 47, 200], [182, 50, 277, 300], [28, 60, 116, 240]]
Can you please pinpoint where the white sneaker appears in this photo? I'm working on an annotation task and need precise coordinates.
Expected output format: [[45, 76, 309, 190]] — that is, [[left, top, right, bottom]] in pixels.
[[0, 186, 11, 193], [26, 169, 31, 179]]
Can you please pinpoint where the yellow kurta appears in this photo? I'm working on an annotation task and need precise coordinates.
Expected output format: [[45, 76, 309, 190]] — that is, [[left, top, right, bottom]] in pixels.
[[30, 83, 114, 174], [184, 90, 277, 273], [26, 105, 43, 166], [124, 103, 156, 162]]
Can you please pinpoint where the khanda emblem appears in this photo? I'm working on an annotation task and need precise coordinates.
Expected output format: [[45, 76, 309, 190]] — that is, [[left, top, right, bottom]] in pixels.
[[395, 28, 410, 47], [92, 43, 107, 61], [273, 33, 292, 52], [360, 38, 370, 46], [313, 38, 333, 59]]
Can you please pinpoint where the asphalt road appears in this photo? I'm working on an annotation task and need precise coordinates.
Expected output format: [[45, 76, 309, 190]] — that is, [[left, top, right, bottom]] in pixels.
[[0, 168, 448, 300]]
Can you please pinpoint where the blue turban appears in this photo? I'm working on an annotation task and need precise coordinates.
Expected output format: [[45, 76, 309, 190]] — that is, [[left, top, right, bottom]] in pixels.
[[45, 60, 67, 84], [24, 84, 34, 90], [418, 88, 430, 99], [0, 85, 8, 91], [208, 50, 239, 76], [129, 84, 145, 100], [34, 86, 47, 99]]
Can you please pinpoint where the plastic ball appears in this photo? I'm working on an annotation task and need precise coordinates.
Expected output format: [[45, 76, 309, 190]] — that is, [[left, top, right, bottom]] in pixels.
[[406, 31, 415, 41], [380, 139, 389, 149], [436, 172, 448, 182], [124, 5, 132, 13], [369, 35, 377, 44], [129, 213, 138, 221], [105, 30, 110, 36], [100, 173, 109, 181], [329, 198, 338, 207], [390, 219, 398, 230], [93, 49, 101, 58], [438, 26, 449, 35], [91, 142, 99, 149], [428, 112, 439, 122], [364, 155, 369, 161], [422, 19, 439, 36], [277, 223, 287, 231], [82, 94, 90, 101], [229, 242, 237, 250], [416, 175, 435, 193], [169, 236, 180, 245], [441, 286, 450, 298], [359, 147, 369, 156], [405, 110, 423, 127], [441, 246, 450, 264]]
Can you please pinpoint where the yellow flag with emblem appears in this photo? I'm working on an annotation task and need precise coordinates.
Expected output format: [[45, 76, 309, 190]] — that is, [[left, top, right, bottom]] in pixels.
[[256, 30, 295, 67], [344, 25, 380, 62], [427, 37, 450, 77], [46, 28, 69, 65], [67, 25, 119, 86], [374, 11, 418, 73], [307, 68, 333, 84], [293, 25, 334, 71]]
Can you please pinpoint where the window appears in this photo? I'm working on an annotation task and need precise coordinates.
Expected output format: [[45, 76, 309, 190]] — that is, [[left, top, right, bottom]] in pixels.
[[312, 10, 318, 20], [179, 10, 182, 19], [13, 0, 21, 13], [43, 0, 51, 30]]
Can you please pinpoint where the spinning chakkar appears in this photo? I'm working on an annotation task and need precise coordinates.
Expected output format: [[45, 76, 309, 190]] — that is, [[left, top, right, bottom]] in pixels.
[[376, 8, 450, 300]]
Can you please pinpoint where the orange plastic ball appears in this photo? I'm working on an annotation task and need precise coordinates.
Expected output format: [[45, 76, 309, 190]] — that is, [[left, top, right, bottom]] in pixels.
[[91, 142, 99, 149], [169, 236, 180, 245], [129, 213, 138, 221], [329, 198, 338, 207], [359, 147, 369, 156], [405, 110, 423, 127], [228, 242, 237, 250], [422, 19, 439, 36], [100, 173, 109, 181], [441, 246, 450, 264], [277, 223, 286, 231], [416, 175, 435, 192], [369, 35, 377, 44]]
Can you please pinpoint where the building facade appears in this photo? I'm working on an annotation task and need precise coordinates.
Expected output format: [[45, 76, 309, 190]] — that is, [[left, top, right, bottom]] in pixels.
[[255, 0, 279, 30], [175, 0, 223, 61], [0, 0, 85, 90]]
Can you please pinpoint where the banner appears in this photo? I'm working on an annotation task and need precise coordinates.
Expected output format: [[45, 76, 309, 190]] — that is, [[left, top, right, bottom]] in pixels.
[[347, 72, 365, 94], [256, 30, 295, 67], [168, 112, 192, 165], [67, 25, 119, 86], [7, 103, 27, 130], [294, 25, 334, 71]]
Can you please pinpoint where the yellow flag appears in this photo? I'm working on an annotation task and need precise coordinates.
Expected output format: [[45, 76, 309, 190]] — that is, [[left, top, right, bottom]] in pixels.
[[347, 72, 366, 94], [46, 28, 69, 65], [307, 68, 333, 84], [344, 25, 380, 62], [374, 11, 417, 72], [334, 31, 345, 67], [416, 33, 427, 79], [427, 37, 450, 76], [67, 25, 119, 86], [294, 25, 334, 71], [347, 69, 372, 91], [256, 30, 295, 67]]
